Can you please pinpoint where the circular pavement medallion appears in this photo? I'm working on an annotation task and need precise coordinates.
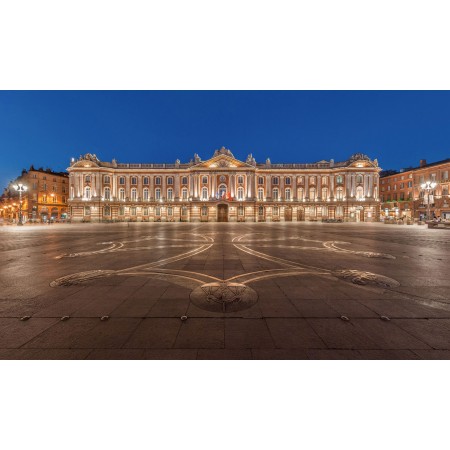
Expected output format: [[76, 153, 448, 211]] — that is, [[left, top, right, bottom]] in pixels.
[[190, 282, 258, 313]]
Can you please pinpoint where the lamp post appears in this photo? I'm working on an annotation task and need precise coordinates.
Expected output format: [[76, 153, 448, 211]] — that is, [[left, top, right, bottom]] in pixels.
[[13, 183, 27, 226], [420, 181, 437, 221]]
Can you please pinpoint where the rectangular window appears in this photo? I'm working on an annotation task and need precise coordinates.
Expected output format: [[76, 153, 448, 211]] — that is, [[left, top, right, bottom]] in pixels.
[[130, 207, 136, 216]]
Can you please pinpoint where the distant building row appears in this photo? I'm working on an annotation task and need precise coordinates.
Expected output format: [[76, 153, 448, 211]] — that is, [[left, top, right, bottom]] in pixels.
[[380, 158, 450, 221]]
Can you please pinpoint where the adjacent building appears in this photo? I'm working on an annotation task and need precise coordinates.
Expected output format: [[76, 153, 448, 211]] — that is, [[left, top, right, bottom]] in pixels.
[[67, 148, 381, 223], [0, 166, 69, 223], [380, 158, 450, 221]]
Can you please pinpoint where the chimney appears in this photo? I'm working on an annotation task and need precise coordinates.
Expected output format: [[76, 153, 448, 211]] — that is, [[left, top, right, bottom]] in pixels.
[[420, 159, 427, 167]]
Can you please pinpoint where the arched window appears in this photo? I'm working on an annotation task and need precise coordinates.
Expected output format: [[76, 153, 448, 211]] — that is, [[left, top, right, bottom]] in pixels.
[[322, 206, 328, 217], [84, 206, 91, 216], [321, 176, 328, 185], [201, 187, 208, 200], [285, 188, 291, 200], [336, 206, 344, 217], [310, 176, 316, 185], [104, 205, 111, 216], [321, 187, 328, 200], [143, 177, 149, 185], [104, 187, 111, 200], [258, 177, 264, 185], [167, 177, 174, 185], [182, 188, 188, 200], [272, 177, 279, 185], [119, 177, 125, 185], [336, 175, 343, 184], [272, 188, 279, 200], [167, 188, 173, 200], [356, 174, 363, 184], [119, 188, 125, 200], [84, 186, 91, 199], [155, 177, 161, 185], [218, 184, 227, 199], [202, 176, 208, 184], [155, 188, 161, 200], [356, 186, 364, 199], [298, 176, 304, 185], [85, 175, 91, 182], [258, 188, 264, 200], [131, 188, 137, 201], [285, 177, 291, 185], [237, 187, 244, 200], [168, 206, 173, 216], [297, 188, 304, 201], [131, 177, 137, 185], [237, 176, 244, 185], [336, 187, 344, 201], [258, 206, 264, 215], [309, 187, 316, 200], [104, 175, 110, 183], [181, 176, 188, 185], [143, 188, 149, 201]]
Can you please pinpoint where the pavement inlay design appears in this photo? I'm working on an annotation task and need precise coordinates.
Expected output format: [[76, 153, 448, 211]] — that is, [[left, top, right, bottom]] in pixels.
[[50, 232, 399, 311]]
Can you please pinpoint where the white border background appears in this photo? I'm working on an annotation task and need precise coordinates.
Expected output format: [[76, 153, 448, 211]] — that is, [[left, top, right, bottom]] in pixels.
[[1, 1, 450, 449]]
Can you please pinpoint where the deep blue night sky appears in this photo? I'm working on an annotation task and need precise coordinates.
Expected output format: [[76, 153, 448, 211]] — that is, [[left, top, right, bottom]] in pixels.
[[1, 91, 450, 189]]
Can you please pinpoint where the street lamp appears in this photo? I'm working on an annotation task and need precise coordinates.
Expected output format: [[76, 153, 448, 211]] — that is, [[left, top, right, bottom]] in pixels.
[[13, 183, 27, 225], [420, 180, 437, 222]]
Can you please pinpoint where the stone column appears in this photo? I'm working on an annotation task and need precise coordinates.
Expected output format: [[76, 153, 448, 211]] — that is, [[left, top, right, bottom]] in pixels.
[[317, 175, 322, 200], [305, 175, 309, 200], [266, 174, 271, 199], [292, 175, 297, 201]]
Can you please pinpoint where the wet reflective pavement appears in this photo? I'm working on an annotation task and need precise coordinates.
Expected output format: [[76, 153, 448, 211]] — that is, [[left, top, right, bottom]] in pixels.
[[1, 222, 449, 359]]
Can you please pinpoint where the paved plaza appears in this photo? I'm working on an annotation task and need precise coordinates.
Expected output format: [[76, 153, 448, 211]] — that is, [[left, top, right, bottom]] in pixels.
[[0, 222, 449, 359]]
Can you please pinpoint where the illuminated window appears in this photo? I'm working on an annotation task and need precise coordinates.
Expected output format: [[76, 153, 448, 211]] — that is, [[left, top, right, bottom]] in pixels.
[[309, 187, 315, 200], [167, 177, 174, 185], [202, 176, 208, 184], [237, 187, 244, 200], [285, 188, 291, 200], [155, 188, 161, 200], [272, 177, 279, 185], [336, 187, 344, 201], [356, 186, 364, 199], [336, 175, 343, 184], [131, 177, 137, 185], [201, 187, 208, 200], [143, 188, 149, 201], [285, 177, 291, 185], [181, 177, 188, 185], [131, 188, 137, 201], [167, 188, 173, 200], [272, 188, 279, 200], [104, 206, 111, 216], [156, 206, 161, 216], [85, 186, 91, 199], [168, 206, 173, 216], [321, 187, 328, 199], [297, 188, 304, 201], [258, 188, 264, 200], [238, 205, 244, 216], [119, 177, 125, 185], [237, 176, 244, 184], [119, 188, 125, 200], [155, 177, 161, 185], [143, 177, 149, 185], [182, 188, 188, 200], [130, 207, 136, 215]]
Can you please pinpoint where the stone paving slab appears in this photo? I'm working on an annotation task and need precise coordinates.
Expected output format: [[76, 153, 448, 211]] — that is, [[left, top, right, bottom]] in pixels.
[[1, 222, 450, 359]]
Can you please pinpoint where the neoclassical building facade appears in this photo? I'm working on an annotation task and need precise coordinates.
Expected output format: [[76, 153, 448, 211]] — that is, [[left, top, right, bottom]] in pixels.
[[67, 148, 381, 223]]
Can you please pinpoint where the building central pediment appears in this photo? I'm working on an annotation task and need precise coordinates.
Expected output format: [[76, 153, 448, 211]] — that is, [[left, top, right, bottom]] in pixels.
[[192, 154, 251, 169]]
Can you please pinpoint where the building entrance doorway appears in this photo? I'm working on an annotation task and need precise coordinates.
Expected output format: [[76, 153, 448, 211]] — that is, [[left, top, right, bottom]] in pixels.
[[284, 207, 292, 221], [217, 204, 228, 222], [297, 207, 305, 221]]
